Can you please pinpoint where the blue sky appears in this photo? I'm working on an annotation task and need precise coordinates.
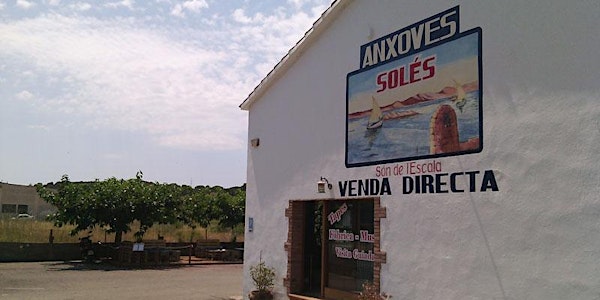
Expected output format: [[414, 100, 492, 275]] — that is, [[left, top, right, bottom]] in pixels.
[[0, 0, 334, 187]]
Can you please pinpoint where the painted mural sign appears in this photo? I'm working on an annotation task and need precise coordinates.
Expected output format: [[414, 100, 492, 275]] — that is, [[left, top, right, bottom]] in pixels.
[[345, 6, 483, 168]]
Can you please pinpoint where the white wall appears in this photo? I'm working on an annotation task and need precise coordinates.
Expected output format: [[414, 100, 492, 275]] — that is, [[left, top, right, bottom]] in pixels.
[[243, 0, 600, 299]]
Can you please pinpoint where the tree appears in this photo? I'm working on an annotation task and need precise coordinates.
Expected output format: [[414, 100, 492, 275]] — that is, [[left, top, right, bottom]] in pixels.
[[38, 172, 156, 244], [37, 173, 247, 244], [186, 191, 221, 240], [36, 175, 98, 235], [217, 191, 245, 239], [133, 182, 182, 240]]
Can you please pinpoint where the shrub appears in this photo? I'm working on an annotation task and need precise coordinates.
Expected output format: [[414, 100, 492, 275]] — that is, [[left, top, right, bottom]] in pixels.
[[249, 261, 275, 292]]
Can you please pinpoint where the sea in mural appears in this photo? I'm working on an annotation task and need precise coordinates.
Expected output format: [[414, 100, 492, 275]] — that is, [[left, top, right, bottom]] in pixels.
[[346, 88, 480, 165]]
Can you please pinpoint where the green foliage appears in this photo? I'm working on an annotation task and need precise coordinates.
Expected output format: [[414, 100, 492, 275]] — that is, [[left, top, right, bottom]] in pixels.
[[217, 192, 245, 230], [249, 261, 276, 292], [36, 173, 246, 244]]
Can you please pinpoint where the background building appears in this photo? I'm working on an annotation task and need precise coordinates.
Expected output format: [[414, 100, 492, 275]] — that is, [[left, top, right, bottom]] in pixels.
[[241, 0, 599, 299], [0, 183, 56, 219]]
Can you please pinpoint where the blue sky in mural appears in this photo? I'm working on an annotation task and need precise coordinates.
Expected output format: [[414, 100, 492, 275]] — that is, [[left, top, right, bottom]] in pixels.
[[0, 0, 334, 187]]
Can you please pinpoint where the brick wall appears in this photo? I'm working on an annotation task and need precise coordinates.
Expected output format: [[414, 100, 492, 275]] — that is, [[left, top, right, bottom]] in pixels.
[[284, 201, 306, 293]]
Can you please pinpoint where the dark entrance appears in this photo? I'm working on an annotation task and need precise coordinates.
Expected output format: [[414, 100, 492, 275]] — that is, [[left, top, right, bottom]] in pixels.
[[286, 198, 384, 300], [302, 201, 323, 297]]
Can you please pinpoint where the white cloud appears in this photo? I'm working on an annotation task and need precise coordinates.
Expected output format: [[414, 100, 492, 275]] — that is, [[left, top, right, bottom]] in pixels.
[[69, 2, 91, 11], [288, 0, 333, 11], [0, 2, 5, 10], [228, 6, 320, 62], [287, 0, 309, 9], [47, 0, 60, 6], [171, 0, 208, 17], [232, 8, 252, 24], [170, 5, 184, 17], [182, 0, 206, 11], [16, 90, 34, 100], [0, 2, 332, 151], [0, 14, 247, 150], [105, 0, 134, 10], [16, 0, 35, 9]]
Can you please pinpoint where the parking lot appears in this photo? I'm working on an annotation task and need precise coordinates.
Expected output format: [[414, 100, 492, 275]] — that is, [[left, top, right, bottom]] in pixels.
[[0, 261, 243, 300]]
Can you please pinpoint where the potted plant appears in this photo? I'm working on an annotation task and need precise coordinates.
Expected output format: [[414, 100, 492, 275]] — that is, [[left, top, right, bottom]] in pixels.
[[358, 282, 391, 300], [249, 261, 275, 300]]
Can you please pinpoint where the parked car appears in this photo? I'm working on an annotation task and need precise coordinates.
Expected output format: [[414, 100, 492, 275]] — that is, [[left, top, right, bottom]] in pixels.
[[12, 213, 34, 219]]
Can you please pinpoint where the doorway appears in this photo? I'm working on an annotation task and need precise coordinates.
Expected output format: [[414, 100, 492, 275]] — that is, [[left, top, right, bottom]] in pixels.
[[302, 201, 323, 297], [285, 198, 385, 300]]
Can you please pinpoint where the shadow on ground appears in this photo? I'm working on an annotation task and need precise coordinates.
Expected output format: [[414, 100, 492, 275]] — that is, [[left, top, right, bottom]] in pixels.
[[44, 260, 193, 271]]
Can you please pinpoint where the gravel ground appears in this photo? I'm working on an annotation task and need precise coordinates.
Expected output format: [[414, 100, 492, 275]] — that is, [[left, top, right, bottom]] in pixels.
[[0, 261, 243, 300]]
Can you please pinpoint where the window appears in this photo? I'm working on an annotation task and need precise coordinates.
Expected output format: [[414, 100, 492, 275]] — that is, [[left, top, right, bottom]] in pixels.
[[18, 205, 29, 214], [2, 204, 17, 214], [326, 200, 374, 293]]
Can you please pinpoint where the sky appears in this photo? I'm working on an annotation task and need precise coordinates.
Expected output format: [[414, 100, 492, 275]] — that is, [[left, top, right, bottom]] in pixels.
[[0, 0, 334, 187]]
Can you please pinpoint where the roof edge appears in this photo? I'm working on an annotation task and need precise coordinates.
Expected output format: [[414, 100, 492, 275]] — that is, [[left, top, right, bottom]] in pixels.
[[240, 0, 354, 111]]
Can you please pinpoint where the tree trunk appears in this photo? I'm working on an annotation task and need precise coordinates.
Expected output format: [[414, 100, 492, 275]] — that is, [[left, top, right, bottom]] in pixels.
[[114, 231, 123, 244]]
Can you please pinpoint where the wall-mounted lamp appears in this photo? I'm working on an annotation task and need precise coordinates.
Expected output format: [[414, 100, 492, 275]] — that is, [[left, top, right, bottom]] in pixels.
[[317, 177, 332, 193], [250, 138, 260, 148]]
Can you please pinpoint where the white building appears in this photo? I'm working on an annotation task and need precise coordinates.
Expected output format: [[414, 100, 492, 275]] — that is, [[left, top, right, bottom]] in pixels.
[[240, 1, 599, 299]]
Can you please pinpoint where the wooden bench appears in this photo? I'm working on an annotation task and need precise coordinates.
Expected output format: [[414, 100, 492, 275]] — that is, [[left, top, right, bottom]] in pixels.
[[143, 240, 169, 264], [194, 239, 222, 259], [117, 241, 134, 264]]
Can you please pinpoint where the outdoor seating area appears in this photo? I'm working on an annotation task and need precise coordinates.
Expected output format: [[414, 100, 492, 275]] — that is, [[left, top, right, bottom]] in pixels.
[[112, 239, 242, 266], [194, 239, 242, 262], [116, 240, 184, 266]]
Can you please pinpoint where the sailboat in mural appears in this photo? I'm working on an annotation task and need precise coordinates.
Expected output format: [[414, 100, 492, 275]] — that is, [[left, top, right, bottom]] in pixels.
[[452, 79, 467, 113], [367, 96, 384, 130]]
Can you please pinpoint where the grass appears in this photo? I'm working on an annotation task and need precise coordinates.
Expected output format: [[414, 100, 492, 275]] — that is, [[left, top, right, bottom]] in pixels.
[[0, 218, 244, 244]]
